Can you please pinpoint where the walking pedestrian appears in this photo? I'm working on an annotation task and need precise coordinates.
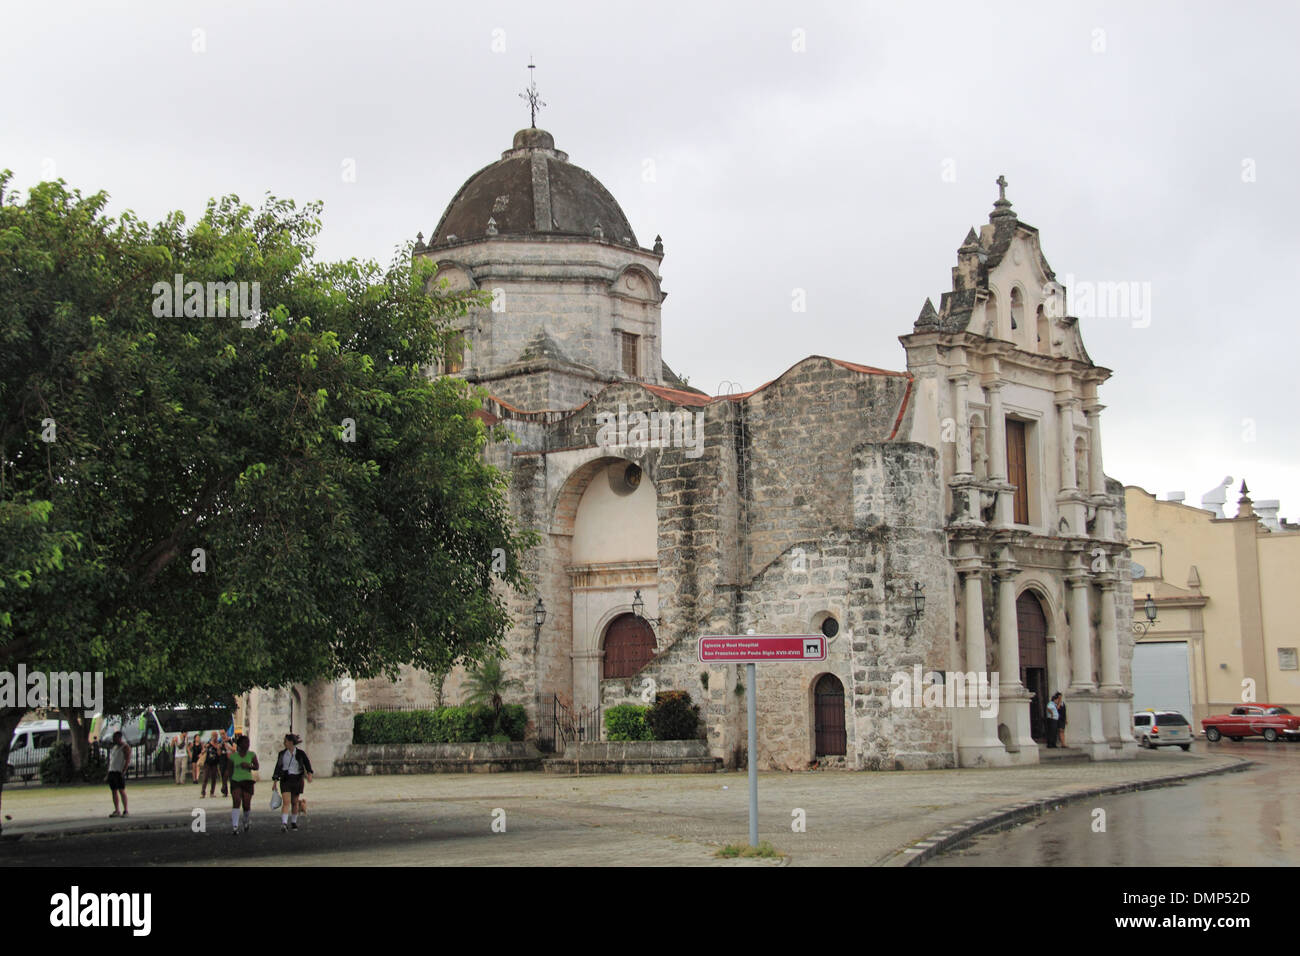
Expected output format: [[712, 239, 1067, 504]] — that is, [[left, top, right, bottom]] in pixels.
[[226, 734, 260, 835], [201, 732, 222, 798], [189, 734, 203, 783], [218, 730, 233, 797], [271, 734, 313, 832], [173, 733, 189, 785], [1055, 693, 1067, 748], [1045, 691, 1060, 748], [106, 731, 131, 817]]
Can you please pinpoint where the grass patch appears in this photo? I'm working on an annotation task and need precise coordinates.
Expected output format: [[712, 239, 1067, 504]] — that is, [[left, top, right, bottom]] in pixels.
[[717, 840, 783, 859]]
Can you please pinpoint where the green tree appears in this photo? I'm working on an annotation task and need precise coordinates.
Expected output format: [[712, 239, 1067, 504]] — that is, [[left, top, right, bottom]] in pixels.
[[0, 172, 534, 821]]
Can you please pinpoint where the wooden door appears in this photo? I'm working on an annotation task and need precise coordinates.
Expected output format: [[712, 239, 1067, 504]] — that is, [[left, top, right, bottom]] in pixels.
[[814, 674, 847, 756], [1017, 592, 1049, 741], [1005, 419, 1029, 525], [602, 613, 656, 679]]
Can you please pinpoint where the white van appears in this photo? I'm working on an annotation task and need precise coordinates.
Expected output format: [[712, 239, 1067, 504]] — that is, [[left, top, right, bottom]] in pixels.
[[96, 705, 234, 757], [7, 719, 69, 782]]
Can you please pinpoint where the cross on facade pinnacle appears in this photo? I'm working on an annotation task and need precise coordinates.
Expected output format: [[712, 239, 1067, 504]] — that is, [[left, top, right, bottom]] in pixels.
[[519, 58, 546, 128], [996, 174, 1008, 201]]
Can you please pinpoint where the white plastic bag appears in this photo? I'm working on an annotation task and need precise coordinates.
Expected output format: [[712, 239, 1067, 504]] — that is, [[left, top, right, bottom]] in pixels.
[[270, 787, 283, 811]]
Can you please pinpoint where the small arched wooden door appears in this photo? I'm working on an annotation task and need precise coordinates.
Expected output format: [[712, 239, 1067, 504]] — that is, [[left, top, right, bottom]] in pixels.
[[602, 613, 657, 679], [1016, 592, 1049, 742], [814, 674, 847, 756]]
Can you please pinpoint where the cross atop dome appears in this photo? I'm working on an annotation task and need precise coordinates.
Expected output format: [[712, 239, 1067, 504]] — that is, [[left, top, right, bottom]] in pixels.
[[519, 57, 546, 128], [990, 172, 1016, 220]]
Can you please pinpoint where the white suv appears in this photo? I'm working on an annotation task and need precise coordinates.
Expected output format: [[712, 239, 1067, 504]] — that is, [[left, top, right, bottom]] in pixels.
[[1132, 710, 1192, 750]]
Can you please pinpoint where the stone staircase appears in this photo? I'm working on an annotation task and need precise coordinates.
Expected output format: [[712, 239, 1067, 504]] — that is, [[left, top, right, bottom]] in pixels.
[[542, 740, 721, 774], [1038, 746, 1089, 764]]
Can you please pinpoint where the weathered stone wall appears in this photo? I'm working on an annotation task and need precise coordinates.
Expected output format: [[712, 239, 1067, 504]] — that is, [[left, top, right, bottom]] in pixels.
[[848, 442, 955, 769]]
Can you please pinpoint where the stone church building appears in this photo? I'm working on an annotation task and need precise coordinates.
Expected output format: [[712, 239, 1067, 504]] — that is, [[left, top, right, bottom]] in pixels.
[[245, 124, 1139, 772]]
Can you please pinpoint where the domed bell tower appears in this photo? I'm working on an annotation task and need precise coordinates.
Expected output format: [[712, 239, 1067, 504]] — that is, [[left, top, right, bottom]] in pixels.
[[415, 85, 666, 412]]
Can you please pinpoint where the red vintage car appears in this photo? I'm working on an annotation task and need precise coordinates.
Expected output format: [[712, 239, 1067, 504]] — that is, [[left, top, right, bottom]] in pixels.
[[1202, 704, 1300, 743]]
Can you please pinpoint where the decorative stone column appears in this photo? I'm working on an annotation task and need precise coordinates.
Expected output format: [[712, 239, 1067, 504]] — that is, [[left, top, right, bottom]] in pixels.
[[1064, 558, 1107, 757], [1095, 570, 1138, 757], [947, 371, 982, 526], [986, 381, 1014, 529], [1058, 397, 1078, 493], [1084, 400, 1114, 540], [1056, 394, 1087, 536], [995, 548, 1038, 761], [1066, 565, 1095, 693], [1096, 573, 1121, 692], [956, 553, 1008, 765], [952, 372, 973, 477]]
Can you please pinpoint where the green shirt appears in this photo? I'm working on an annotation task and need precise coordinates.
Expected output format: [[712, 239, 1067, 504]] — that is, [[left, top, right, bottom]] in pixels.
[[229, 750, 256, 782]]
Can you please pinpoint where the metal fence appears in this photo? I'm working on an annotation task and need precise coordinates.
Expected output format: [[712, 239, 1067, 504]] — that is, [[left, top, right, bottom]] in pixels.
[[537, 696, 600, 753]]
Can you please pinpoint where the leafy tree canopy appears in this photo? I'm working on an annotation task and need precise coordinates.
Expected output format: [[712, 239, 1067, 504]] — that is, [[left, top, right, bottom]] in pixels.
[[0, 171, 533, 716]]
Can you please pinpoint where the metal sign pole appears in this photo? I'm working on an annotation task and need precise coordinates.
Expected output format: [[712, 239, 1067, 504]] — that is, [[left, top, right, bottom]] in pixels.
[[747, 661, 758, 847], [697, 634, 825, 849]]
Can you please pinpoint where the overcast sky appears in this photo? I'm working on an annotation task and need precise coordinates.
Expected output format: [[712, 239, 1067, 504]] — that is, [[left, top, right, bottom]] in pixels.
[[4, 0, 1297, 518]]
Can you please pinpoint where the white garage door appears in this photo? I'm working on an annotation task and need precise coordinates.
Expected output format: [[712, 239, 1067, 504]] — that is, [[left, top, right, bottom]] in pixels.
[[1132, 641, 1192, 717]]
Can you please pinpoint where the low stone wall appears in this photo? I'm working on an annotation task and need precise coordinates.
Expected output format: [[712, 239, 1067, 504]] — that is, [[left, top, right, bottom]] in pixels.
[[334, 741, 542, 775], [543, 739, 720, 774]]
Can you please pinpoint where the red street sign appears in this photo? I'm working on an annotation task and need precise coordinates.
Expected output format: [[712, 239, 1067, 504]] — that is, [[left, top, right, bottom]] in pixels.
[[698, 634, 827, 663]]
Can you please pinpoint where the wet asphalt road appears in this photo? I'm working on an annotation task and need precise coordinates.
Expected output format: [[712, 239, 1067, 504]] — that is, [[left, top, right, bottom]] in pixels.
[[927, 740, 1299, 866]]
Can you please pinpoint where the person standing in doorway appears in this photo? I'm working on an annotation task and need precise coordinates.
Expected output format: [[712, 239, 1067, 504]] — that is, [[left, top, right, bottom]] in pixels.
[[1045, 693, 1060, 749], [107, 731, 131, 817], [1055, 693, 1067, 748], [227, 734, 259, 835], [271, 734, 313, 832]]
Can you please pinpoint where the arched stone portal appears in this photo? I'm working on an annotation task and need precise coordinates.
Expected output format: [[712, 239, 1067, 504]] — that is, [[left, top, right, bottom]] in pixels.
[[1016, 591, 1050, 742], [552, 456, 659, 713]]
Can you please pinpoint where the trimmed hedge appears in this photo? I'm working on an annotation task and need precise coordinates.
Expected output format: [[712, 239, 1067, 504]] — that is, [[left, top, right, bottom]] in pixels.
[[39, 741, 107, 785], [353, 705, 527, 745], [604, 704, 652, 741], [646, 691, 701, 740]]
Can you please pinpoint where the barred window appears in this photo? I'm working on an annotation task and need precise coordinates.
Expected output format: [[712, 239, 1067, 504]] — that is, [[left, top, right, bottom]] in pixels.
[[621, 331, 639, 377], [444, 332, 465, 374]]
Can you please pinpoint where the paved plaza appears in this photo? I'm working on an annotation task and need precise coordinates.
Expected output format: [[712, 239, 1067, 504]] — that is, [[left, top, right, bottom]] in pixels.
[[0, 748, 1248, 866]]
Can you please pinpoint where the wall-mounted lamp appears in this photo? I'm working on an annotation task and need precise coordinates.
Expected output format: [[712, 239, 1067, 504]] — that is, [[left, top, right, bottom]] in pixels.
[[532, 596, 547, 641], [1131, 593, 1158, 637], [904, 582, 926, 638], [631, 589, 663, 626]]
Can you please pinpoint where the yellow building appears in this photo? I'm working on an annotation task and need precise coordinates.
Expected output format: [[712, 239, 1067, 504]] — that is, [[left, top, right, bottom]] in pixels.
[[1125, 482, 1300, 725]]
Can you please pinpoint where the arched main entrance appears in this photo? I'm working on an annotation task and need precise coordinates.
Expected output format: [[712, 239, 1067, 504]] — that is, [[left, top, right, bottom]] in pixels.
[[1016, 592, 1049, 742], [602, 613, 656, 679], [814, 674, 847, 756]]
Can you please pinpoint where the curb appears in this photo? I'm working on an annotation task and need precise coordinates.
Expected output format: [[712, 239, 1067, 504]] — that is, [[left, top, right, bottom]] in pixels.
[[2, 817, 192, 843], [880, 756, 1255, 867]]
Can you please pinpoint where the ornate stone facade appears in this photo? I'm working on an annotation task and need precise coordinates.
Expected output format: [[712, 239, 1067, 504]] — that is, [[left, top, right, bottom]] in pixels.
[[244, 129, 1137, 773]]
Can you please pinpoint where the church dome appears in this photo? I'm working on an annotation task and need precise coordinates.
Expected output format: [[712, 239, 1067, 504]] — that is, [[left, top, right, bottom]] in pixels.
[[429, 128, 638, 248]]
